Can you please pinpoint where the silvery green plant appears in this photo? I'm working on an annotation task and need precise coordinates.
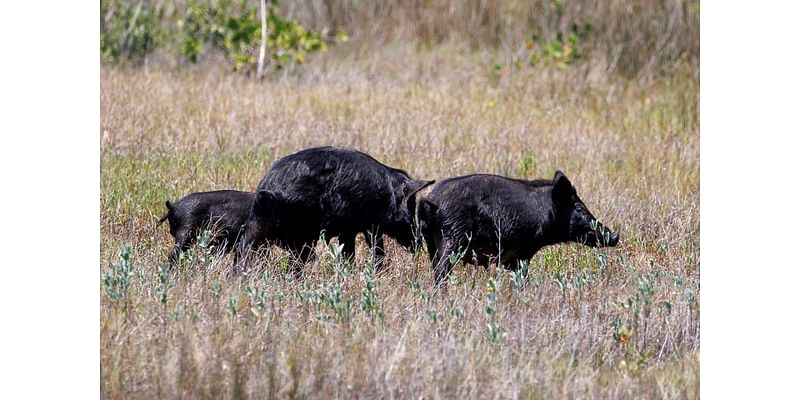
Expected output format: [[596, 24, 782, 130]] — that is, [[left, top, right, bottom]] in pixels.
[[485, 277, 503, 343], [360, 259, 383, 321], [447, 233, 473, 267], [196, 229, 217, 269], [197, 229, 213, 252], [210, 281, 222, 298], [312, 282, 352, 323], [637, 275, 654, 308], [554, 270, 568, 293], [156, 263, 172, 305], [177, 249, 194, 274], [574, 267, 595, 292], [614, 272, 658, 348], [262, 268, 273, 286], [228, 294, 239, 316], [411, 279, 422, 295], [448, 273, 460, 286], [449, 299, 464, 319], [103, 244, 137, 311], [416, 280, 436, 326], [510, 259, 530, 290], [589, 219, 613, 247], [684, 287, 696, 310], [175, 229, 215, 274], [637, 274, 655, 347], [326, 283, 352, 322], [596, 252, 609, 275], [324, 233, 350, 279], [301, 284, 323, 316], [426, 308, 438, 325], [246, 285, 268, 318]]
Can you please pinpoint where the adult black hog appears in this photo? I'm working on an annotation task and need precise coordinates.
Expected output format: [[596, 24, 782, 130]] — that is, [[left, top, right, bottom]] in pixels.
[[158, 190, 255, 264], [234, 146, 434, 274], [418, 171, 619, 285]]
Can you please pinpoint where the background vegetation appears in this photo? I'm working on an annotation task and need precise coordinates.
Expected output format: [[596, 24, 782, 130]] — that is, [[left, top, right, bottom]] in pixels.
[[101, 0, 699, 397]]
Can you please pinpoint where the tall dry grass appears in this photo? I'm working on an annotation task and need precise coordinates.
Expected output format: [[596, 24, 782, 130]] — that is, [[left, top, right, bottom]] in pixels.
[[284, 0, 698, 77], [123, 0, 698, 78], [101, 43, 698, 397]]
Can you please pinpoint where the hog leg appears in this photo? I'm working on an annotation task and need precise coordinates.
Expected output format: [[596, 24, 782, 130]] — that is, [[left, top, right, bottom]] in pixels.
[[288, 239, 317, 279], [423, 229, 440, 266], [365, 230, 385, 272], [217, 228, 237, 254], [433, 239, 458, 286], [504, 247, 538, 271], [233, 219, 267, 274], [503, 258, 522, 272]]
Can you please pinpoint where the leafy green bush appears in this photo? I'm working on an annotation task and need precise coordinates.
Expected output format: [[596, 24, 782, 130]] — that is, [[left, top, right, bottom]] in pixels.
[[101, 0, 165, 63], [101, 0, 328, 74], [529, 22, 592, 66], [178, 0, 327, 72]]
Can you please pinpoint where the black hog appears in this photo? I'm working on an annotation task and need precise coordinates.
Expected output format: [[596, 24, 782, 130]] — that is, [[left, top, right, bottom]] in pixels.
[[418, 171, 619, 285], [158, 190, 255, 264], [234, 146, 434, 274]]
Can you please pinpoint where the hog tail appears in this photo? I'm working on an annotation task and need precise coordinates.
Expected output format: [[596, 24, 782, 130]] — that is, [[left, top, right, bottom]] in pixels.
[[157, 200, 172, 225]]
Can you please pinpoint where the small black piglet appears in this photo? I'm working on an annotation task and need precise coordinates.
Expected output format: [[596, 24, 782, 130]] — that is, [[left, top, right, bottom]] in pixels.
[[158, 190, 255, 264]]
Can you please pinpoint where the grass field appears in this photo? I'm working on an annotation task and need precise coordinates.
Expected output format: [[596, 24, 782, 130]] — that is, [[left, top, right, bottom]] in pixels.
[[100, 39, 699, 398]]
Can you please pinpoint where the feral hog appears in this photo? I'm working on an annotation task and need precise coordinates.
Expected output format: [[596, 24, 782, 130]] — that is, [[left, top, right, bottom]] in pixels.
[[158, 190, 255, 264], [234, 146, 434, 274], [418, 171, 619, 285]]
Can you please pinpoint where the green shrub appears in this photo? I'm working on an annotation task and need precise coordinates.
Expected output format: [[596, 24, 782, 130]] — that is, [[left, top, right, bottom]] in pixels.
[[178, 0, 326, 73], [101, 0, 328, 73], [101, 0, 165, 63], [529, 22, 592, 66]]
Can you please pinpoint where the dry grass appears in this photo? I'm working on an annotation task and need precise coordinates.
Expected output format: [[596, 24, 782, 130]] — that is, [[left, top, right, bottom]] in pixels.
[[136, 0, 698, 78], [284, 0, 699, 77], [101, 41, 698, 398]]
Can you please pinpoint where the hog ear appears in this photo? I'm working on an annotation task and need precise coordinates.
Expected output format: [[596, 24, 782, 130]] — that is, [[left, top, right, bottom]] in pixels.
[[404, 179, 436, 198], [419, 198, 437, 218], [552, 171, 575, 204], [253, 190, 278, 212]]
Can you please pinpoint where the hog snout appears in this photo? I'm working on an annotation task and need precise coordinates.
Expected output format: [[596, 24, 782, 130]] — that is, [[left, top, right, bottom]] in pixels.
[[608, 232, 620, 247], [594, 228, 619, 247], [583, 222, 619, 247]]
